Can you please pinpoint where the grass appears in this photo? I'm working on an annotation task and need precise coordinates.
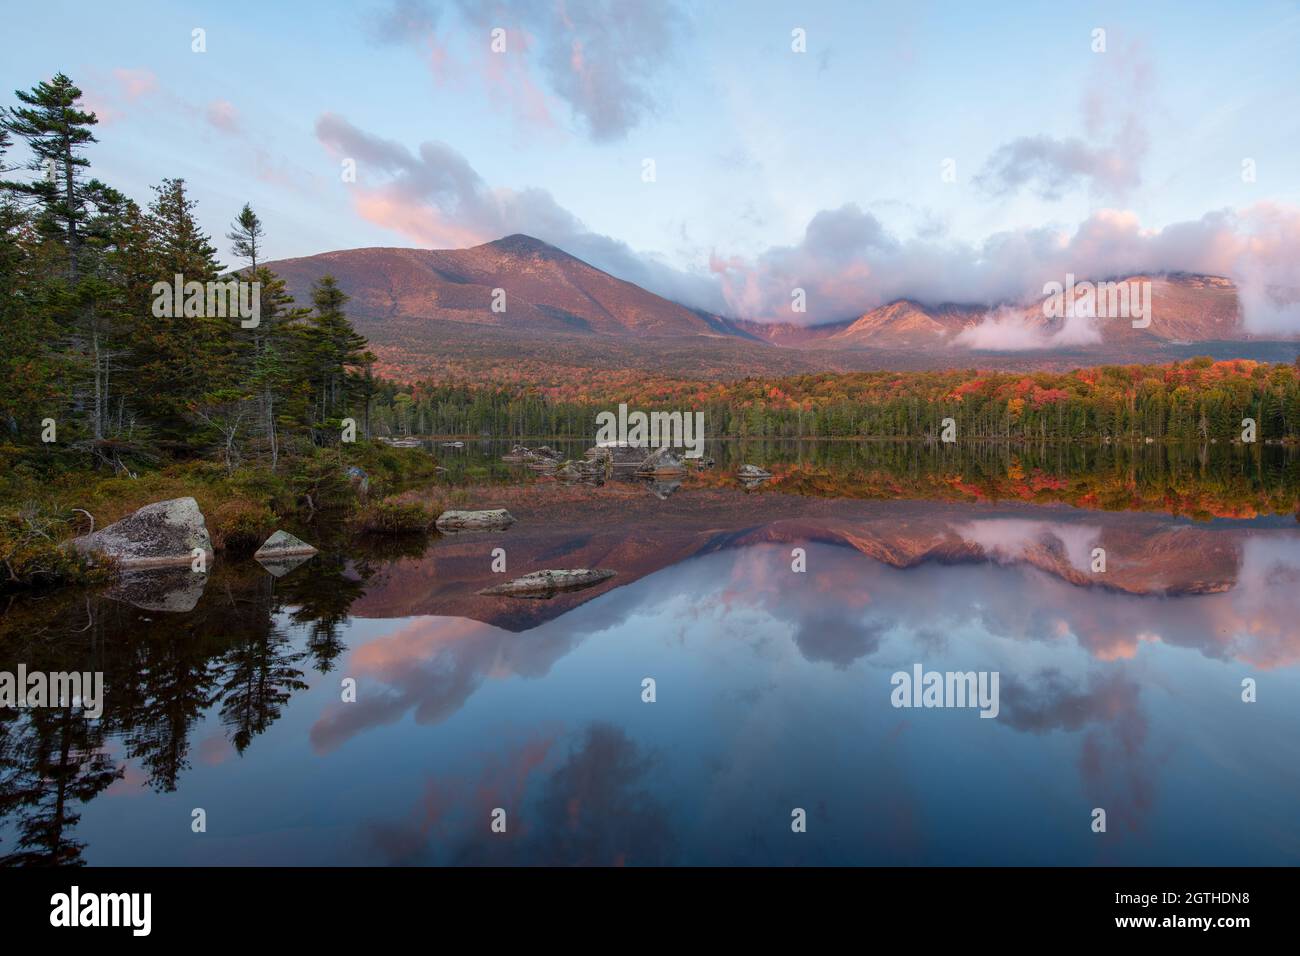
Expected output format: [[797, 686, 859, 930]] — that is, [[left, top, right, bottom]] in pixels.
[[0, 441, 445, 591]]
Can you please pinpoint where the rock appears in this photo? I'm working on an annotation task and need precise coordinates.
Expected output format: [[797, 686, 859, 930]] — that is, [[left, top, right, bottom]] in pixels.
[[588, 443, 649, 467], [441, 441, 465, 448], [556, 458, 605, 482], [737, 464, 772, 479], [254, 530, 318, 559], [435, 509, 516, 532], [693, 456, 716, 469], [71, 497, 213, 570], [346, 466, 370, 498], [479, 568, 616, 598], [636, 446, 685, 475], [503, 445, 562, 467]]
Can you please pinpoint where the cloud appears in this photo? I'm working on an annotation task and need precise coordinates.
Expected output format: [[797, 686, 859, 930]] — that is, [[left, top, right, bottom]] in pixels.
[[366, 0, 440, 43], [205, 99, 240, 133], [711, 202, 1300, 333], [975, 43, 1151, 200], [365, 0, 682, 141], [314, 112, 728, 311], [314, 115, 1300, 335], [111, 67, 158, 100], [532, 0, 682, 141], [953, 305, 1102, 351]]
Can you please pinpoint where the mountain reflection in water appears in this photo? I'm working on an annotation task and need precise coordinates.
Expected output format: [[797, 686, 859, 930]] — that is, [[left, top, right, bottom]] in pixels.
[[2, 452, 1299, 865]]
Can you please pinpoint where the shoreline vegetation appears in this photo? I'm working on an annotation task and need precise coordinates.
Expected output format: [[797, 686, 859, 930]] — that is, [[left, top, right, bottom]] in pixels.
[[3, 73, 1299, 594]]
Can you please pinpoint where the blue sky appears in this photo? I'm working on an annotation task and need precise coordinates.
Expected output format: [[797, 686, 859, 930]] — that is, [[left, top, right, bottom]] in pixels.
[[5, 0, 1300, 324]]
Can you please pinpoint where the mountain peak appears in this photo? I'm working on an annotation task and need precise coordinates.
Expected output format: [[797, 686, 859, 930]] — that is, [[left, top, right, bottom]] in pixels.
[[481, 233, 569, 259]]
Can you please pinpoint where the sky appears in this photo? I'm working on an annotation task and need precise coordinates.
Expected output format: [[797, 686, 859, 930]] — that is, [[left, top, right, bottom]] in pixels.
[[5, 0, 1300, 327]]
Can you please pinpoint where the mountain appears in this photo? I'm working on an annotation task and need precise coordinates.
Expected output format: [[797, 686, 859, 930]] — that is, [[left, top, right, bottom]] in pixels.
[[822, 300, 982, 349], [269, 234, 744, 339], [267, 236, 1293, 381], [727, 317, 855, 345], [817, 275, 1245, 351]]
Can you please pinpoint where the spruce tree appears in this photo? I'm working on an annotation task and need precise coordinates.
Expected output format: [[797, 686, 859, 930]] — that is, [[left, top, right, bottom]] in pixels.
[[299, 275, 366, 442], [0, 73, 99, 280]]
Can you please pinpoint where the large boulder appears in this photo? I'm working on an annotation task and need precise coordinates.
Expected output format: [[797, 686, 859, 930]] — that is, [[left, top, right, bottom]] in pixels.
[[71, 497, 213, 570], [435, 509, 516, 532], [479, 568, 616, 598]]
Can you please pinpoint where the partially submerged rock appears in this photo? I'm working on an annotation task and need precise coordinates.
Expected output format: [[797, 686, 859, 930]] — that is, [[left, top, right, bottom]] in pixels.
[[737, 464, 772, 479], [635, 446, 685, 476], [71, 497, 213, 570], [587, 443, 650, 468], [502, 445, 562, 470], [254, 530, 317, 558], [435, 509, 516, 532], [556, 458, 607, 483], [479, 568, 616, 598]]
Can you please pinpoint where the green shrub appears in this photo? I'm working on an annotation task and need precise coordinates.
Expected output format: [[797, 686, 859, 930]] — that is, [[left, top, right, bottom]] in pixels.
[[352, 499, 435, 534], [211, 499, 276, 554]]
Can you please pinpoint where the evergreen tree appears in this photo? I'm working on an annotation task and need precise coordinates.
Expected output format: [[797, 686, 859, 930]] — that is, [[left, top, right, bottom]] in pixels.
[[0, 72, 99, 279], [129, 178, 229, 446], [299, 275, 366, 442], [226, 202, 263, 279]]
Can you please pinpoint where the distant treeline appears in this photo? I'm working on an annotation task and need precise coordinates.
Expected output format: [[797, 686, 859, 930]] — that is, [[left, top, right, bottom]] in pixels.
[[1, 73, 375, 474], [374, 358, 1300, 442]]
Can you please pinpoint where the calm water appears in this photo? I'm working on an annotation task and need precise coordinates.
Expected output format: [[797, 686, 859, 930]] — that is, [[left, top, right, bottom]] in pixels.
[[2, 442, 1299, 865]]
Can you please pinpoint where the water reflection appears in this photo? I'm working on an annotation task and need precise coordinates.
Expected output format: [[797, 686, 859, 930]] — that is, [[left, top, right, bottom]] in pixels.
[[2, 490, 1299, 865]]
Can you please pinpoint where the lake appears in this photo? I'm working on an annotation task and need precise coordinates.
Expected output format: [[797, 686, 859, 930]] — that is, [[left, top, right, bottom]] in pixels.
[[2, 441, 1298, 865]]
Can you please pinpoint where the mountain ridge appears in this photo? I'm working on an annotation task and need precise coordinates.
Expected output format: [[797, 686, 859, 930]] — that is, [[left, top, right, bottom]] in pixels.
[[265, 234, 1292, 380]]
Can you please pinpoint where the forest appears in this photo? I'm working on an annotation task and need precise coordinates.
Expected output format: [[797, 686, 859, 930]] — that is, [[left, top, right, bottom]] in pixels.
[[1, 73, 377, 475], [368, 358, 1300, 443]]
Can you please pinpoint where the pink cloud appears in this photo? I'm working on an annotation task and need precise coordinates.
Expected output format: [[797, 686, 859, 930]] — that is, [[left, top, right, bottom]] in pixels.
[[479, 30, 556, 130], [112, 67, 158, 100], [353, 187, 488, 248], [205, 98, 240, 133]]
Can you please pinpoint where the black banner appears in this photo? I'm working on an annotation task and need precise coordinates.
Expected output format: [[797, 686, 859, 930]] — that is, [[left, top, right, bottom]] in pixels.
[[0, 866, 1289, 941]]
